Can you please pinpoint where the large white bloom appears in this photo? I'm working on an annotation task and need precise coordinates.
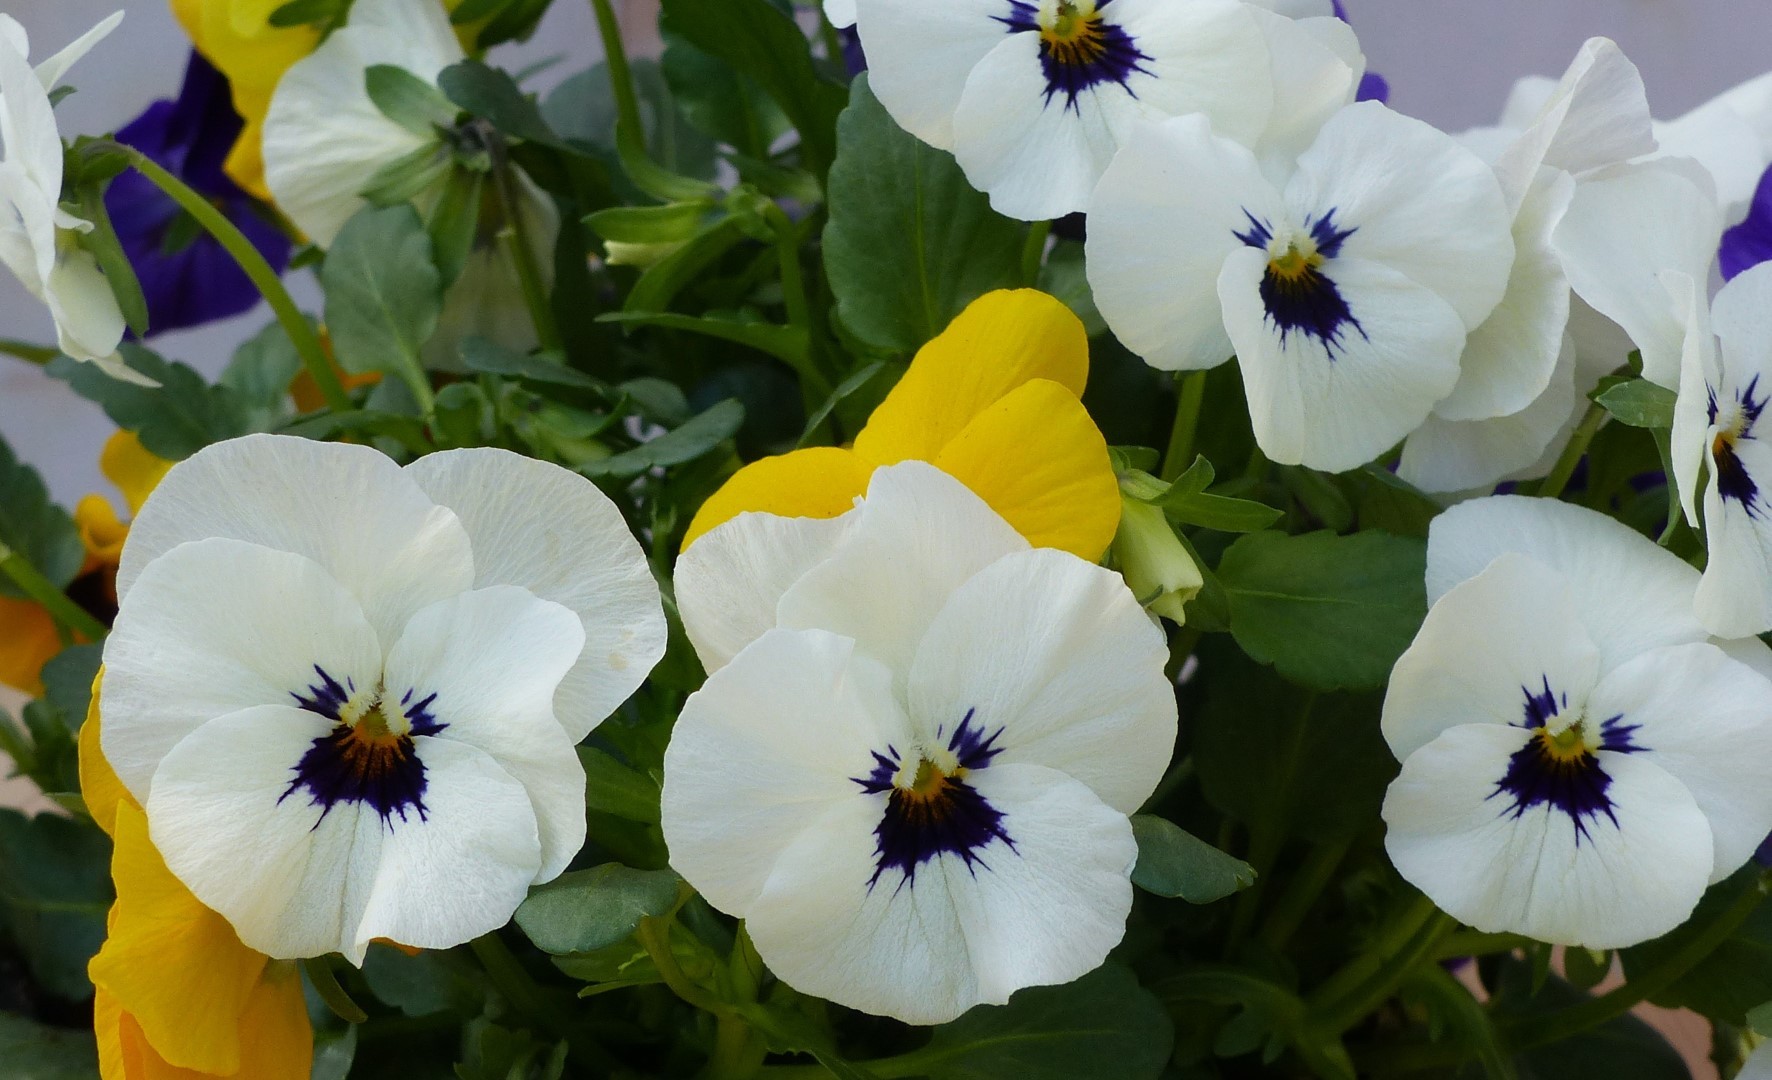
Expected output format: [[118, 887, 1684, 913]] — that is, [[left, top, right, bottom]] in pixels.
[[664, 462, 1176, 1024], [854, 0, 1283, 221], [0, 12, 135, 376], [99, 435, 666, 962], [1672, 262, 1772, 637], [1088, 100, 1513, 473], [1382, 495, 1772, 947]]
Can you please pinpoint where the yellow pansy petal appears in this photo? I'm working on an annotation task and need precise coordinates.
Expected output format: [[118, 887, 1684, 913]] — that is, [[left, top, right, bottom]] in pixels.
[[95, 988, 128, 1080], [79, 694, 133, 840], [853, 290, 1091, 465], [76, 495, 130, 569], [683, 447, 872, 549], [169, 0, 203, 46], [224, 114, 275, 203], [100, 433, 173, 518], [89, 803, 267, 1076], [934, 379, 1119, 561], [231, 964, 315, 1080], [0, 596, 58, 696]]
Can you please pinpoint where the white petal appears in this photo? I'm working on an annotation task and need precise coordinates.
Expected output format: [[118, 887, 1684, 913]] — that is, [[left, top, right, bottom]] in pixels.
[[1383, 723, 1712, 949], [1553, 158, 1723, 388], [102, 538, 383, 799], [1248, 10, 1361, 174], [1654, 90, 1771, 218], [45, 245, 126, 363], [1694, 438, 1772, 638], [1587, 643, 1772, 882], [146, 705, 390, 961], [1714, 259, 1772, 359], [1107, 0, 1274, 146], [402, 448, 665, 740], [661, 628, 913, 916], [951, 34, 1121, 221], [1288, 102, 1515, 330], [31, 11, 122, 93], [1434, 168, 1574, 422], [262, 0, 459, 246], [1668, 269, 1719, 526], [382, 586, 586, 881], [0, 16, 26, 60], [675, 510, 856, 674], [1221, 249, 1466, 472], [1492, 38, 1655, 208], [118, 434, 475, 647], [777, 461, 1028, 678], [1086, 113, 1281, 371], [350, 735, 543, 959], [1426, 495, 1707, 667], [906, 548, 1175, 814], [743, 763, 1134, 1025], [824, 0, 857, 29], [1382, 553, 1600, 763], [854, 0, 1016, 151], [1400, 333, 1578, 494], [0, 26, 62, 201], [0, 162, 54, 294]]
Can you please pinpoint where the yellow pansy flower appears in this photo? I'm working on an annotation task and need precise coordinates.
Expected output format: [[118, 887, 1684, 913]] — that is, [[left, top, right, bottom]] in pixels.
[[0, 433, 170, 695], [82, 703, 313, 1080], [684, 289, 1120, 560]]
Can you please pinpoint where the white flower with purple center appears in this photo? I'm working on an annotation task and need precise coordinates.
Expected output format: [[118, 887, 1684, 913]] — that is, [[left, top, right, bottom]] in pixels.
[[1381, 495, 1772, 947], [854, 0, 1277, 221], [1672, 262, 1772, 637], [1087, 101, 1514, 472], [98, 435, 666, 962], [663, 461, 1177, 1024]]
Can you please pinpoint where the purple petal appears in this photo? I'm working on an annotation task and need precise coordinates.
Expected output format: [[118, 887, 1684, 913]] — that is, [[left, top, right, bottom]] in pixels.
[[1721, 163, 1772, 281]]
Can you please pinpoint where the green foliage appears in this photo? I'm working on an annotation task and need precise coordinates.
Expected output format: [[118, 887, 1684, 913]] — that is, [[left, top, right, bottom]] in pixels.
[[0, 1011, 101, 1079], [515, 864, 682, 955], [1130, 815, 1256, 904], [0, 434, 83, 598], [1623, 869, 1772, 1025], [0, 810, 111, 1001], [578, 399, 745, 478], [823, 75, 1025, 355], [1593, 376, 1678, 429], [321, 206, 443, 398], [47, 347, 252, 461]]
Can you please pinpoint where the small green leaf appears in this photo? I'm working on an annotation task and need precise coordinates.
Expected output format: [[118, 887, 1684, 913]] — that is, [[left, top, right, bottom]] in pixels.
[[461, 338, 606, 391], [74, 183, 149, 338], [799, 361, 885, 446], [621, 218, 748, 314], [220, 318, 306, 414], [918, 964, 1173, 1080], [600, 311, 810, 368], [437, 59, 571, 151], [1594, 376, 1678, 429], [660, 33, 792, 159], [823, 75, 1023, 354], [1217, 529, 1428, 691], [267, 0, 348, 28], [578, 746, 662, 824], [514, 863, 682, 955], [0, 432, 83, 597], [321, 205, 441, 393], [1563, 945, 1612, 990], [1158, 490, 1284, 533], [585, 202, 717, 245], [431, 383, 493, 449], [359, 142, 454, 208], [47, 347, 252, 461], [1746, 998, 1772, 1037], [365, 64, 459, 138], [1129, 814, 1255, 904], [579, 399, 745, 478], [424, 166, 484, 287], [0, 809, 113, 1000]]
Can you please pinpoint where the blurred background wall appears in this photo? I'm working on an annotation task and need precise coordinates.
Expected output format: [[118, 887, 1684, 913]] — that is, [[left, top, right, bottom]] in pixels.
[[2, 0, 1769, 506]]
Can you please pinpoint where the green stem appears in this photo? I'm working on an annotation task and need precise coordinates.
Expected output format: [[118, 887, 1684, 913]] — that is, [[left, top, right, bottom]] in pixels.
[[492, 159, 561, 352], [0, 542, 107, 642], [635, 914, 723, 1013], [300, 956, 368, 1024], [1306, 892, 1440, 1016], [1161, 371, 1208, 482], [1225, 691, 1316, 952], [762, 203, 835, 413], [1536, 401, 1607, 500], [1020, 220, 1052, 286], [469, 932, 552, 1019], [1503, 876, 1766, 1050], [1429, 930, 1531, 962], [588, 0, 645, 147], [1309, 909, 1454, 1034], [1258, 838, 1351, 953], [0, 339, 56, 366], [122, 148, 350, 413]]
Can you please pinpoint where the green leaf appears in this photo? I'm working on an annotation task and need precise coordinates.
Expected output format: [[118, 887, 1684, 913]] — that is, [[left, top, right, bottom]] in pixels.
[[1621, 867, 1772, 1024], [1397, 965, 1517, 1080], [600, 311, 809, 367], [75, 183, 148, 338], [578, 746, 662, 823], [359, 142, 454, 209], [1217, 529, 1428, 691], [321, 205, 442, 390], [1157, 490, 1284, 533], [657, 0, 847, 173], [220, 318, 305, 415], [622, 218, 748, 314], [1037, 240, 1105, 338], [431, 382, 493, 448], [916, 964, 1173, 1080], [267, 0, 348, 28], [437, 60, 571, 151], [0, 432, 83, 597], [585, 202, 717, 245], [823, 75, 1023, 354], [1593, 377, 1677, 429], [361, 945, 483, 1018], [579, 399, 745, 478], [460, 338, 606, 391], [0, 1011, 101, 1079], [661, 33, 792, 159], [47, 347, 252, 461], [514, 863, 682, 955], [1489, 956, 1689, 1080], [1129, 814, 1255, 904], [1562, 946, 1611, 991], [799, 361, 885, 446], [365, 64, 459, 138], [40, 646, 102, 734], [0, 809, 112, 1000]]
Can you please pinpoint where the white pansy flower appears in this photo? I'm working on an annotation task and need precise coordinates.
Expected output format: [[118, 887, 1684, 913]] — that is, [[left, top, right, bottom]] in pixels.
[[1654, 71, 1772, 223], [664, 462, 1176, 1024], [1672, 263, 1772, 637], [1087, 101, 1513, 473], [0, 12, 138, 379], [825, 0, 857, 30], [854, 0, 1278, 221], [1382, 495, 1772, 948], [99, 435, 666, 962]]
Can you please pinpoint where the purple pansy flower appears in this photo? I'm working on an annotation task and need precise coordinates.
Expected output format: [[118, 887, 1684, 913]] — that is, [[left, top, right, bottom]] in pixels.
[[1720, 163, 1772, 281]]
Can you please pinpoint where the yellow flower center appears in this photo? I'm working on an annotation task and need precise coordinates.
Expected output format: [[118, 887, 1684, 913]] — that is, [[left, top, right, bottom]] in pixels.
[[1268, 240, 1324, 285], [1038, 0, 1108, 65], [1535, 722, 1591, 764]]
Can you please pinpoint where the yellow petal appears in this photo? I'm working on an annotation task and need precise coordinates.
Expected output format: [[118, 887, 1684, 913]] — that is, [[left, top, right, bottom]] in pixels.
[[100, 432, 173, 518], [934, 379, 1120, 561], [853, 290, 1091, 465], [79, 690, 134, 840], [88, 803, 267, 1076], [0, 596, 57, 696], [231, 964, 314, 1080], [75, 495, 130, 569], [95, 988, 129, 1080], [682, 447, 872, 549]]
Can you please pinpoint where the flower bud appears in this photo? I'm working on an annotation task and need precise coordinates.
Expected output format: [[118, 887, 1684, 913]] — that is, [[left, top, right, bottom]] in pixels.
[[1112, 491, 1202, 624]]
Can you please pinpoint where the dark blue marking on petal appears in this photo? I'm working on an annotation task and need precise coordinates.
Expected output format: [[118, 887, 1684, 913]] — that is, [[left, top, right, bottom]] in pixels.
[[852, 709, 1015, 889], [1237, 209, 1368, 359], [998, 1, 1153, 112], [281, 726, 431, 828], [1489, 678, 1644, 844], [1714, 375, 1769, 518], [292, 665, 352, 722]]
